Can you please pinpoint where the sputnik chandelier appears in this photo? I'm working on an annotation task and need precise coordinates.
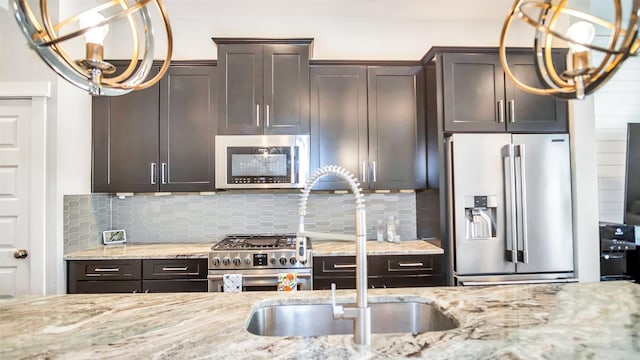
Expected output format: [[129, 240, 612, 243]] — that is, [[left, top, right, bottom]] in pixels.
[[500, 0, 640, 99], [11, 0, 173, 96]]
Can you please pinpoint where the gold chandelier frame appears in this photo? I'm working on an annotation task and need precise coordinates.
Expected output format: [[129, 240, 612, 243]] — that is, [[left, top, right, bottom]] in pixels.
[[12, 0, 173, 96], [500, 0, 640, 99]]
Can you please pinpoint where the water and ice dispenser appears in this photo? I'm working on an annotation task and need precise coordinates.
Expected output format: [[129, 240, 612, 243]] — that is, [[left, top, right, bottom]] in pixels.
[[464, 195, 497, 239]]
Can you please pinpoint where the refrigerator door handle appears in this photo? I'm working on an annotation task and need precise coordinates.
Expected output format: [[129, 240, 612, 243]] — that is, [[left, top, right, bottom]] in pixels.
[[446, 138, 456, 285], [502, 144, 518, 264], [515, 144, 529, 264]]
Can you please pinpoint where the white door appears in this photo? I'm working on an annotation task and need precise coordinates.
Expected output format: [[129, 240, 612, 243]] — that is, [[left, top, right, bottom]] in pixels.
[[0, 100, 32, 298]]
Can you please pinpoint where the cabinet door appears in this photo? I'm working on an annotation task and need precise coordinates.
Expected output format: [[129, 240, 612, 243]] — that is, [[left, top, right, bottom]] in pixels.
[[309, 66, 368, 190], [442, 53, 506, 132], [368, 66, 426, 189], [92, 66, 160, 192], [217, 44, 263, 135], [504, 53, 568, 133], [263, 44, 310, 135], [159, 66, 216, 191]]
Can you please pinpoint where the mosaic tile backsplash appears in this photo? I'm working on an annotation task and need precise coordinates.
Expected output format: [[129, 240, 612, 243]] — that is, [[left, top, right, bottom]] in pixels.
[[64, 192, 417, 253]]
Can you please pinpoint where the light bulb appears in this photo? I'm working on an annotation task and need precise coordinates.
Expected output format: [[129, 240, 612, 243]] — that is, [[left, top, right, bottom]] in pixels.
[[566, 21, 596, 53], [79, 12, 109, 45]]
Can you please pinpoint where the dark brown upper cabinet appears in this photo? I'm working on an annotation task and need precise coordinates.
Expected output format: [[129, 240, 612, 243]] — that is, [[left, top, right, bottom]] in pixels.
[[214, 38, 312, 135], [92, 62, 217, 192], [309, 64, 426, 190], [440, 49, 568, 133]]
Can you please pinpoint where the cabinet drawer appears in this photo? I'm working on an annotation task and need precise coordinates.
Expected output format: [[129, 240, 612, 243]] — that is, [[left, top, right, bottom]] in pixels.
[[68, 260, 142, 280], [313, 256, 376, 277], [142, 259, 207, 280], [142, 279, 208, 293], [69, 280, 142, 294], [377, 255, 443, 276]]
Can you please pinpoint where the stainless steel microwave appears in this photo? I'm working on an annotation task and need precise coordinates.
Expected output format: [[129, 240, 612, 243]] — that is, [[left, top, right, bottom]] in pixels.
[[215, 135, 310, 189]]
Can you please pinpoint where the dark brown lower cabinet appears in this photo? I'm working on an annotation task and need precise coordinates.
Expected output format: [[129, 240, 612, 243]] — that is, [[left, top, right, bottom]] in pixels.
[[313, 254, 444, 290], [67, 258, 208, 294]]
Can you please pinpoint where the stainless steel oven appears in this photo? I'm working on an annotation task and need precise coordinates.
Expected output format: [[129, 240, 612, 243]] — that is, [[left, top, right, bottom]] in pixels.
[[208, 234, 313, 292], [214, 135, 310, 189], [208, 268, 312, 292]]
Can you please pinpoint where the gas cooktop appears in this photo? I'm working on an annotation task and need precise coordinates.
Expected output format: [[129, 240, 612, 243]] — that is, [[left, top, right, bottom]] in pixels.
[[212, 233, 311, 251]]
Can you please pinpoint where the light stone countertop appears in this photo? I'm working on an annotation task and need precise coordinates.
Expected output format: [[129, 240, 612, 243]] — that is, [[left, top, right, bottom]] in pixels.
[[63, 240, 443, 260], [312, 239, 443, 256], [1, 281, 638, 359], [64, 243, 212, 260]]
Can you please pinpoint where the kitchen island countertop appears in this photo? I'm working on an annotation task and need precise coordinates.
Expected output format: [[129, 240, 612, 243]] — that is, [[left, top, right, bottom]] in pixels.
[[1, 281, 638, 359]]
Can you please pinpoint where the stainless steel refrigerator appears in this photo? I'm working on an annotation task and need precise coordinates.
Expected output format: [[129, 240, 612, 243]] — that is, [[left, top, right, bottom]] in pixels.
[[446, 133, 575, 285]]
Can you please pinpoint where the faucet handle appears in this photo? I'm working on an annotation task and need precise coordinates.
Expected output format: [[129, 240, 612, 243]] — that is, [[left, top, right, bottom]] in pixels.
[[331, 283, 344, 317]]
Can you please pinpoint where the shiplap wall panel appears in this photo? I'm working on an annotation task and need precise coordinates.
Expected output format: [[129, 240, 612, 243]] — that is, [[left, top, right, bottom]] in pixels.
[[594, 39, 640, 222]]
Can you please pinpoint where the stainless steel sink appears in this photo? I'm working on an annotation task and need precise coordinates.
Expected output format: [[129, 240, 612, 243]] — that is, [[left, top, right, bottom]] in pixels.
[[246, 301, 458, 337]]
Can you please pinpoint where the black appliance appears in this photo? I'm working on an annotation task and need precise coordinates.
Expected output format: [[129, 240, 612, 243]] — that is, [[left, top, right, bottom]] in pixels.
[[599, 223, 638, 281]]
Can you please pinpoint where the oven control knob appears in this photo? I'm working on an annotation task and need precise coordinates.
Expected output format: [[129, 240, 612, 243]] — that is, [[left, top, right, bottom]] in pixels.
[[289, 257, 298, 265], [279, 256, 287, 266], [212, 257, 221, 267], [232, 257, 242, 266], [244, 256, 252, 265], [222, 256, 231, 266], [269, 257, 277, 265]]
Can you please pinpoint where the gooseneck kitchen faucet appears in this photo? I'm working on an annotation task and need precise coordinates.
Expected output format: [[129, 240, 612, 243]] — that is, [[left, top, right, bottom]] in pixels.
[[296, 165, 371, 346]]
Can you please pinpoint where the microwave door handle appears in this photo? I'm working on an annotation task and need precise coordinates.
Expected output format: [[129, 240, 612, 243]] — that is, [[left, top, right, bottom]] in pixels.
[[256, 104, 260, 127], [290, 146, 296, 184]]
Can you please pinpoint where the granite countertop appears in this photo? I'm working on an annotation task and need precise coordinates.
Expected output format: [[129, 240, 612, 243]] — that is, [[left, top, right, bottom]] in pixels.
[[64, 243, 212, 260], [1, 281, 638, 359], [64, 240, 443, 260], [312, 239, 443, 256]]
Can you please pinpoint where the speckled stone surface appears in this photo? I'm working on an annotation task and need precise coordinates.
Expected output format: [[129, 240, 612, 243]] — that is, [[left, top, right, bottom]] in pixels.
[[63, 240, 443, 260], [1, 282, 638, 359], [312, 239, 443, 256], [63, 243, 212, 260]]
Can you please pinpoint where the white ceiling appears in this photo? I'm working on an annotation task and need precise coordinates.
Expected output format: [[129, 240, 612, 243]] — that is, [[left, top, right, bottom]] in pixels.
[[162, 0, 518, 21]]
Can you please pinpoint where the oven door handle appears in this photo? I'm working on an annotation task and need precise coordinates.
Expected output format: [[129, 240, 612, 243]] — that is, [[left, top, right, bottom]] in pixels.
[[207, 273, 312, 280]]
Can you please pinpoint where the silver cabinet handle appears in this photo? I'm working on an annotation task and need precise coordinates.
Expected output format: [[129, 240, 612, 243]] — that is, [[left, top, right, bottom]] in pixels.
[[150, 163, 157, 185], [509, 100, 516, 123], [372, 160, 377, 182], [161, 163, 167, 184], [162, 267, 188, 271], [94, 268, 120, 272], [334, 264, 357, 269], [398, 262, 424, 267], [361, 161, 367, 183], [256, 104, 260, 126], [515, 144, 529, 264], [266, 104, 270, 127], [497, 100, 505, 123]]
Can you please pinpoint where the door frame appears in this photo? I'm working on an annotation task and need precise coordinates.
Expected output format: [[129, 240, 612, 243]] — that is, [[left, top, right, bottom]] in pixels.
[[0, 82, 50, 295]]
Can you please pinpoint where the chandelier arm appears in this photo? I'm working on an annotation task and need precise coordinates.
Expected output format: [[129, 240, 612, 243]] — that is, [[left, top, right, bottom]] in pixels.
[[99, 7, 155, 94], [517, 1, 630, 55], [134, 0, 173, 90], [536, 0, 571, 89], [501, 0, 571, 96], [104, 1, 144, 85], [35, 0, 152, 47], [38, 0, 94, 80]]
